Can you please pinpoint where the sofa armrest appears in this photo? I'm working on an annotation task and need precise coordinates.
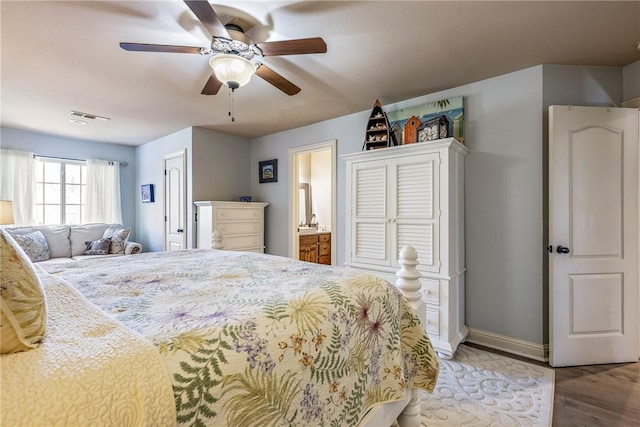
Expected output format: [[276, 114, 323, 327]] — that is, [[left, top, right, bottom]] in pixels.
[[125, 242, 142, 255]]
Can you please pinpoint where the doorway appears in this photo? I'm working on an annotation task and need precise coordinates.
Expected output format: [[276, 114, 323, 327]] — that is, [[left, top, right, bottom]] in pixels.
[[288, 140, 337, 264]]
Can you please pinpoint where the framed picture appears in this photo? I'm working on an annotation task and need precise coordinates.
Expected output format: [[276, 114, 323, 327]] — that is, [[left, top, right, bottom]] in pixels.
[[259, 159, 278, 183], [141, 184, 154, 203]]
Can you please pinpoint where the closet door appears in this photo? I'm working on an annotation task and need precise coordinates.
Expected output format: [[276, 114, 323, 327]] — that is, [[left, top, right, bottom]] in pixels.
[[391, 153, 440, 272], [351, 159, 390, 266]]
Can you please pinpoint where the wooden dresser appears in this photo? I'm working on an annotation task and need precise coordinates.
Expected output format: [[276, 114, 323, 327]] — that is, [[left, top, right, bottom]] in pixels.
[[299, 232, 331, 265], [194, 201, 268, 253]]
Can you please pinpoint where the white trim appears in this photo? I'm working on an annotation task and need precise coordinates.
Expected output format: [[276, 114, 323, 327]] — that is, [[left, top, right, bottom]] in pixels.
[[466, 327, 548, 362], [621, 97, 640, 109], [288, 140, 337, 264]]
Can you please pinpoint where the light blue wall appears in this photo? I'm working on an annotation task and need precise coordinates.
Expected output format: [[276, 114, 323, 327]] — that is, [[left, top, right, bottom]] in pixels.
[[135, 127, 192, 252], [0, 127, 137, 236], [250, 65, 546, 345], [249, 64, 625, 347]]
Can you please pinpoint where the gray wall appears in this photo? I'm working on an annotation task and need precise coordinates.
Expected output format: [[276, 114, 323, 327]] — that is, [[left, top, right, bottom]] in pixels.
[[191, 127, 251, 202], [249, 63, 626, 347], [136, 126, 252, 252], [623, 59, 640, 101], [191, 127, 252, 247], [0, 127, 137, 236]]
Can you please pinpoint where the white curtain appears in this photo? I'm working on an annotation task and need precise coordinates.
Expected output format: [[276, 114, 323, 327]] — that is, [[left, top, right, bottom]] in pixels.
[[85, 159, 122, 224], [0, 149, 38, 226]]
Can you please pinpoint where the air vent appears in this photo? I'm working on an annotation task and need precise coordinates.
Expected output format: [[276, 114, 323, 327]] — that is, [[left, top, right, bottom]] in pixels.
[[68, 110, 110, 121]]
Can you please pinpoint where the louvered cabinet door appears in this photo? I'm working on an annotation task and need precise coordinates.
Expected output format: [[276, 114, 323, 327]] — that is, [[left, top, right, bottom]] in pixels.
[[391, 153, 440, 273], [351, 159, 389, 265]]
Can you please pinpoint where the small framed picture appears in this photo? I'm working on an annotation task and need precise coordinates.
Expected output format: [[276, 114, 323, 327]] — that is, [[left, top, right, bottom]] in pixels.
[[259, 159, 278, 184], [141, 184, 154, 203]]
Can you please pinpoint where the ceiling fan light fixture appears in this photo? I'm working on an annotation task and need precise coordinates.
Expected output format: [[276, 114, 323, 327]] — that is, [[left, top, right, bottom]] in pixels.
[[209, 54, 256, 89]]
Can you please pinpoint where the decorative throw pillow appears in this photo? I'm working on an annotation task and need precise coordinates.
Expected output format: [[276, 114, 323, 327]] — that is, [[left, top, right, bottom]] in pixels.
[[102, 226, 130, 254], [9, 230, 50, 262], [84, 238, 112, 255], [0, 230, 47, 354]]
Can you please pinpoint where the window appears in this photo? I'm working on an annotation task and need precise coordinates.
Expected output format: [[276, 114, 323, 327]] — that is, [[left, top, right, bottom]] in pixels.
[[35, 159, 87, 225]]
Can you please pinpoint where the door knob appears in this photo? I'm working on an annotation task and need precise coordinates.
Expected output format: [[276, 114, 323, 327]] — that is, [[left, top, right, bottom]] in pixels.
[[177, 228, 184, 233], [556, 245, 570, 254]]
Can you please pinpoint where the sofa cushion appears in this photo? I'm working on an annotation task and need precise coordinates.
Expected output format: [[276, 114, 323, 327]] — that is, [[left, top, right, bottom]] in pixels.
[[10, 231, 50, 262], [6, 225, 71, 258], [0, 230, 47, 354], [70, 223, 111, 256], [35, 225, 72, 258], [102, 226, 130, 254], [84, 238, 111, 255]]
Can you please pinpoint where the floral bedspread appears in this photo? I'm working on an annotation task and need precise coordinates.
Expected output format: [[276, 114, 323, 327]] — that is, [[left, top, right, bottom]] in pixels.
[[41, 249, 439, 426]]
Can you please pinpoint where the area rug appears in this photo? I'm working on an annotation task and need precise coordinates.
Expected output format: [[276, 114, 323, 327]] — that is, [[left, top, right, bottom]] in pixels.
[[421, 344, 554, 426]]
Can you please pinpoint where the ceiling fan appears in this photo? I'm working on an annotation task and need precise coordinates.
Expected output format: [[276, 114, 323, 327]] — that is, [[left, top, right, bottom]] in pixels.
[[119, 0, 327, 96]]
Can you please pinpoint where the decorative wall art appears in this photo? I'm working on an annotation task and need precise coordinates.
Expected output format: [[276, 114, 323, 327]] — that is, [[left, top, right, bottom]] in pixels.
[[259, 159, 278, 183], [387, 96, 464, 144], [141, 184, 154, 203]]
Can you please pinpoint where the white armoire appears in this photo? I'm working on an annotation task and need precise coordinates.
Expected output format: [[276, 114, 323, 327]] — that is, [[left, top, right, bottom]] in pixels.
[[343, 138, 468, 358]]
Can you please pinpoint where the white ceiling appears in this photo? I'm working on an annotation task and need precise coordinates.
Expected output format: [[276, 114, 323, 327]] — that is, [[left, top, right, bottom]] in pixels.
[[2, 1, 639, 146]]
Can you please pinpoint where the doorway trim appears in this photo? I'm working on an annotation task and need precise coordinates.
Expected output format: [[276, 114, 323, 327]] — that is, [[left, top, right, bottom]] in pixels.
[[288, 140, 337, 264]]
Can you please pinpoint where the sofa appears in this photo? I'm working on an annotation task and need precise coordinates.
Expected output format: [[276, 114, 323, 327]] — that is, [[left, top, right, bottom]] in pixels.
[[4, 223, 141, 265]]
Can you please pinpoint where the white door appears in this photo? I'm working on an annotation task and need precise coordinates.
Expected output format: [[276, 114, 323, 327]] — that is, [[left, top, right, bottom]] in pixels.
[[549, 105, 639, 367], [164, 150, 186, 251]]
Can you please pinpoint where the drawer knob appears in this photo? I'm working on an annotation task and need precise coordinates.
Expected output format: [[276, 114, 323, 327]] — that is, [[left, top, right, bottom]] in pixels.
[[424, 290, 430, 295]]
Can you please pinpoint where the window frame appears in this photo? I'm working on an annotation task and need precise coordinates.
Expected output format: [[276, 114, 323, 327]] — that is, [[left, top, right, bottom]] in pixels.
[[35, 157, 87, 225]]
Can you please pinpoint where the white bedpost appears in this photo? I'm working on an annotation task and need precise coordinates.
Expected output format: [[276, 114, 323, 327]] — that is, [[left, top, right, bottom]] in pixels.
[[395, 246, 423, 427], [395, 246, 425, 326], [211, 230, 224, 249]]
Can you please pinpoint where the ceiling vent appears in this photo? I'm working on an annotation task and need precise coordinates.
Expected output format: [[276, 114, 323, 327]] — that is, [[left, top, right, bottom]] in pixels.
[[68, 110, 110, 121]]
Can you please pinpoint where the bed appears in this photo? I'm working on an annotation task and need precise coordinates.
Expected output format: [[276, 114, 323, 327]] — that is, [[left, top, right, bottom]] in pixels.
[[1, 231, 438, 427]]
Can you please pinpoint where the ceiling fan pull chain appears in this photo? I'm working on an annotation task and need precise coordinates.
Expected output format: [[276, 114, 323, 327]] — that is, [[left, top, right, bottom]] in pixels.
[[228, 87, 235, 122]]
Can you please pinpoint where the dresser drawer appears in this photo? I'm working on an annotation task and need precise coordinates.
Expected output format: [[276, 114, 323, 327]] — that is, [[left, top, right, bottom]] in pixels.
[[216, 221, 262, 236], [222, 235, 264, 251], [421, 278, 439, 305], [318, 233, 330, 243], [318, 241, 330, 256], [216, 207, 263, 222], [425, 308, 439, 336]]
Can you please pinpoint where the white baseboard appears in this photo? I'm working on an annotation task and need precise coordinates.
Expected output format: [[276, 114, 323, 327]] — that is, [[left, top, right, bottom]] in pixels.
[[466, 328, 548, 362]]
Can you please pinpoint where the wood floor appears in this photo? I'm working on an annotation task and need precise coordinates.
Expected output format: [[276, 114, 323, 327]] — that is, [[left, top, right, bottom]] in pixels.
[[465, 343, 640, 427]]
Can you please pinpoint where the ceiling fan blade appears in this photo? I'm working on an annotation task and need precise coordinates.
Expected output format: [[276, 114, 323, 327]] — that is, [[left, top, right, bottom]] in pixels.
[[183, 0, 230, 39], [201, 73, 223, 95], [255, 64, 301, 96], [120, 42, 205, 54], [257, 37, 327, 56]]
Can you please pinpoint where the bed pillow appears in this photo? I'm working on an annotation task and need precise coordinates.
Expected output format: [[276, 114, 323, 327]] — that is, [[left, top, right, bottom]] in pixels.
[[84, 237, 112, 255], [102, 226, 130, 254], [0, 230, 47, 354], [9, 230, 50, 262]]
